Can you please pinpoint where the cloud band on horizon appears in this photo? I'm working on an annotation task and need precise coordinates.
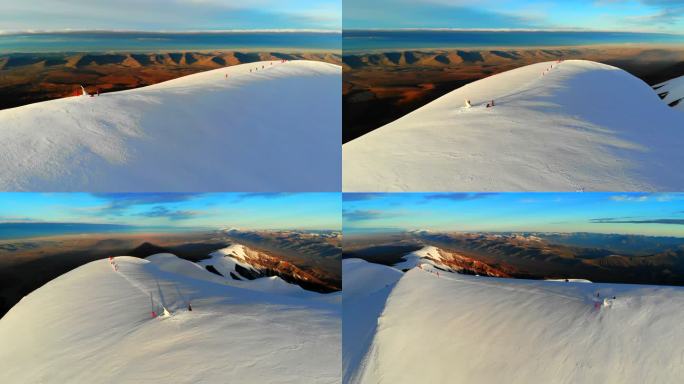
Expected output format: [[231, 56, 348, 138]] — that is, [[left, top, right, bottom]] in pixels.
[[0, 0, 341, 32], [343, 0, 684, 33]]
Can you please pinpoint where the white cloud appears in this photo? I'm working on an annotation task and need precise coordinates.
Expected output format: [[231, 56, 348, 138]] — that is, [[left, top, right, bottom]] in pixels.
[[0, 0, 341, 31], [610, 194, 651, 202]]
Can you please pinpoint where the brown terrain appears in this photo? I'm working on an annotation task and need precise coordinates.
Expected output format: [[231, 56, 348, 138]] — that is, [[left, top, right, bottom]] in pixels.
[[207, 243, 340, 294], [343, 241, 515, 277], [224, 228, 342, 283], [0, 51, 342, 110], [343, 46, 684, 142], [411, 247, 514, 278], [345, 231, 684, 286], [416, 231, 684, 284]]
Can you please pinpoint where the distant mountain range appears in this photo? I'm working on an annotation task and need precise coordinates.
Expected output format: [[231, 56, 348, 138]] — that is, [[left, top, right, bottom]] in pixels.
[[346, 230, 684, 286], [343, 60, 684, 191], [199, 243, 339, 293], [413, 231, 684, 285]]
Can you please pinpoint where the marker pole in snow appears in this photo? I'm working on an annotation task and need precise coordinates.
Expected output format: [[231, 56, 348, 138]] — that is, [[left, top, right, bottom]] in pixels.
[[150, 293, 157, 318], [174, 283, 192, 313]]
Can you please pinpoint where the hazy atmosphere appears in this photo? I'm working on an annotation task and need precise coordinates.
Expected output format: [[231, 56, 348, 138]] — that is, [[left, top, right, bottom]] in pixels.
[[1, 193, 340, 233], [344, 0, 684, 32], [1, 0, 341, 31], [344, 193, 684, 236]]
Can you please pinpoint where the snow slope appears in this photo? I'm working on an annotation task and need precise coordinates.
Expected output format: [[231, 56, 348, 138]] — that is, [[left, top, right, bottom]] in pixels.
[[345, 259, 684, 384], [0, 60, 341, 191], [655, 75, 684, 111], [0, 254, 340, 383], [342, 259, 402, 384], [343, 60, 684, 191]]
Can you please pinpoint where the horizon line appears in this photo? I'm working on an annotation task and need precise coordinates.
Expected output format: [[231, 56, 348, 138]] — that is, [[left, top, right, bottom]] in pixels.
[[0, 28, 342, 36], [0, 221, 339, 231], [344, 228, 684, 238], [343, 28, 684, 35]]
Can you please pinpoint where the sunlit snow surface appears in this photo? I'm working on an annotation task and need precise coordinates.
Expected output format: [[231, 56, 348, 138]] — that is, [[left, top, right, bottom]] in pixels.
[[344, 257, 684, 384], [344, 60, 684, 191], [0, 60, 341, 191], [0, 254, 340, 383]]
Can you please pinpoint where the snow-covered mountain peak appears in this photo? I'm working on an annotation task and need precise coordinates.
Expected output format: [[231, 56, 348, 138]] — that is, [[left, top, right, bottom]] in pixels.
[[0, 253, 340, 383], [344, 59, 684, 191], [0, 60, 341, 191], [345, 256, 684, 383], [392, 246, 510, 277], [199, 243, 338, 296]]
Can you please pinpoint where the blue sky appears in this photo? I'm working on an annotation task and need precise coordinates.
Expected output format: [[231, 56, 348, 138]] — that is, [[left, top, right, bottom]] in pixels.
[[344, 0, 684, 33], [0, 0, 341, 32], [0, 193, 340, 230], [343, 193, 684, 237]]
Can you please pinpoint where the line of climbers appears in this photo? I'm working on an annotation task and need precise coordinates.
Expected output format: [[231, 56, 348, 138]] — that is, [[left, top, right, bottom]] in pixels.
[[463, 59, 565, 110], [464, 99, 496, 108], [75, 59, 292, 96]]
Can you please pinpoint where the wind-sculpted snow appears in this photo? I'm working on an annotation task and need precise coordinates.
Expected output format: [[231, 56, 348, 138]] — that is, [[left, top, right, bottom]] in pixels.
[[0, 254, 340, 383], [655, 75, 684, 111], [199, 243, 340, 293], [344, 60, 684, 191], [198, 244, 325, 298], [346, 263, 684, 384], [392, 246, 446, 271], [342, 259, 402, 384], [0, 60, 341, 191]]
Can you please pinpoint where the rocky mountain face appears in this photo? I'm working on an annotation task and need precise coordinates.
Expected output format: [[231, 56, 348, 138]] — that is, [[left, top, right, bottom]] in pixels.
[[203, 243, 340, 293]]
